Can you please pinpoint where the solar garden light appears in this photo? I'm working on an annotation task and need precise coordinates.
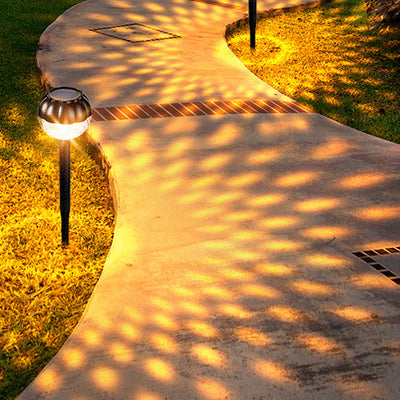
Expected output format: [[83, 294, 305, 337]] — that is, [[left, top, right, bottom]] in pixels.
[[38, 87, 91, 246], [249, 0, 257, 49]]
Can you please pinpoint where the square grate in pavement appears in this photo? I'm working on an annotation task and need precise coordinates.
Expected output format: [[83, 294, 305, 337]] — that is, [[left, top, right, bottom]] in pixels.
[[90, 23, 181, 44], [353, 246, 400, 285]]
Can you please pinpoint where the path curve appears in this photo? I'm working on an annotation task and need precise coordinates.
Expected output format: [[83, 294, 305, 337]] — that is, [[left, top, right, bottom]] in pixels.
[[18, 1, 400, 399]]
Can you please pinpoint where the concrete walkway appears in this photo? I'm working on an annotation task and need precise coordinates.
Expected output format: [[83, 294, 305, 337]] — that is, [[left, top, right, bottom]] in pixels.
[[18, 0, 400, 399]]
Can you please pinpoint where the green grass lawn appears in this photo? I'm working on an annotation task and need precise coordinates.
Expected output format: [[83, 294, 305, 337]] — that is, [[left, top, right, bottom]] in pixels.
[[227, 0, 400, 142], [0, 1, 114, 399]]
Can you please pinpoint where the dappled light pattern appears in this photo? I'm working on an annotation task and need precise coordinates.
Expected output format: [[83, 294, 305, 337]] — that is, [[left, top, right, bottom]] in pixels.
[[20, 108, 400, 399], [226, 0, 400, 142], [19, 0, 400, 399]]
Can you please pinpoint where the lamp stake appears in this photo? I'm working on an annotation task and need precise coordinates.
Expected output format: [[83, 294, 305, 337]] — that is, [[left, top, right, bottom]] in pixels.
[[249, 0, 257, 49], [38, 87, 91, 246], [59, 140, 71, 246]]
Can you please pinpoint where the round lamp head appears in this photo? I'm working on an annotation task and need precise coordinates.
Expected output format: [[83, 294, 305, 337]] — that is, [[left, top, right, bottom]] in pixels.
[[38, 87, 91, 140]]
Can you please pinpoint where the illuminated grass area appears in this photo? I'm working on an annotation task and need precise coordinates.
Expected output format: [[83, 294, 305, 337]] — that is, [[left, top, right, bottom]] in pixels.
[[227, 0, 400, 142], [0, 1, 114, 398]]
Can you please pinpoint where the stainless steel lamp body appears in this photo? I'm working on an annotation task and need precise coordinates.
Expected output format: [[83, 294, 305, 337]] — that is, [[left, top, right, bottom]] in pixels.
[[38, 87, 91, 246]]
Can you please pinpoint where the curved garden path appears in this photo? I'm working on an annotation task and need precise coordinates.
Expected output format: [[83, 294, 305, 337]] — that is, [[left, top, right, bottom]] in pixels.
[[18, 1, 400, 399]]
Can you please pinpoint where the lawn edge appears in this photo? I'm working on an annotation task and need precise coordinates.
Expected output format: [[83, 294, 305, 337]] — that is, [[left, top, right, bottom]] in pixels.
[[225, 0, 332, 37]]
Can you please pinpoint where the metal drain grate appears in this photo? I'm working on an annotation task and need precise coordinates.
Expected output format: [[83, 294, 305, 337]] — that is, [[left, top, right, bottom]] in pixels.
[[353, 246, 400, 285], [92, 99, 314, 121], [90, 23, 181, 44]]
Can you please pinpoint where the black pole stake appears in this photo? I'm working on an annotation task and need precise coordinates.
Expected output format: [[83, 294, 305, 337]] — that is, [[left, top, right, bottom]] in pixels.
[[59, 140, 71, 246], [249, 0, 257, 49]]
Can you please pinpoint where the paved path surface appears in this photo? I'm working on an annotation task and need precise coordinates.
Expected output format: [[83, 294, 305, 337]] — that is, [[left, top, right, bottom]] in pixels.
[[18, 0, 400, 399]]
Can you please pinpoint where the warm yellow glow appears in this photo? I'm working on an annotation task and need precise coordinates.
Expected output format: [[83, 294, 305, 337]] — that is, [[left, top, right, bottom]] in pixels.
[[172, 286, 195, 297], [108, 0, 132, 9], [187, 271, 220, 284], [196, 379, 231, 400], [123, 306, 146, 324], [227, 172, 263, 187], [36, 367, 61, 391], [192, 344, 226, 367], [247, 148, 283, 164], [254, 262, 294, 275], [186, 320, 218, 337], [69, 61, 94, 69], [92, 367, 119, 390], [292, 117, 310, 129], [200, 152, 232, 170], [264, 239, 303, 252], [105, 65, 128, 73], [292, 280, 335, 295], [304, 253, 350, 269], [153, 314, 179, 331], [87, 13, 113, 22], [101, 52, 124, 59], [165, 137, 194, 158], [134, 391, 162, 400], [362, 240, 399, 250], [193, 206, 223, 219], [190, 174, 222, 189], [240, 283, 280, 298], [311, 139, 352, 160], [355, 206, 400, 220], [275, 171, 317, 187], [268, 305, 305, 322], [213, 191, 244, 204], [337, 379, 385, 400], [234, 327, 273, 346], [172, 4, 190, 15], [144, 359, 175, 382], [297, 333, 340, 353], [68, 45, 93, 52], [253, 359, 292, 382], [159, 177, 182, 191], [340, 173, 386, 188], [39, 117, 90, 140], [201, 286, 234, 299], [218, 303, 251, 319], [295, 197, 341, 212], [232, 230, 264, 241], [334, 306, 376, 321], [62, 348, 85, 369], [80, 76, 106, 86], [150, 333, 178, 354], [82, 329, 102, 346], [109, 342, 134, 363], [180, 301, 208, 315], [301, 226, 350, 239], [246, 193, 285, 207], [219, 266, 254, 281], [258, 216, 299, 230], [163, 159, 191, 176], [231, 249, 260, 261], [131, 153, 154, 173], [126, 132, 151, 151], [120, 323, 141, 341], [150, 297, 175, 312], [224, 209, 259, 222], [352, 273, 396, 289], [208, 124, 239, 146]]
